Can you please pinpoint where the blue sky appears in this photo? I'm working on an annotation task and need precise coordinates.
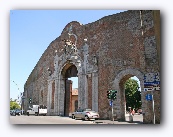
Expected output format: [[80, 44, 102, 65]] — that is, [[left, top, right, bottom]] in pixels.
[[10, 9, 142, 100]]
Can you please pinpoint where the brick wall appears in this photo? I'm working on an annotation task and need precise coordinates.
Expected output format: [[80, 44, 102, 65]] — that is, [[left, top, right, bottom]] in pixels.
[[24, 10, 160, 123]]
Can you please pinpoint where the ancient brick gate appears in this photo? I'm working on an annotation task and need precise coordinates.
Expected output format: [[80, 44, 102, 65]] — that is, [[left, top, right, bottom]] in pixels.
[[24, 10, 160, 124]]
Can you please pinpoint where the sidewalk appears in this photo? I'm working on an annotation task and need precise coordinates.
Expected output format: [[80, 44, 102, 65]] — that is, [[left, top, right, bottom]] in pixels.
[[93, 115, 143, 124], [93, 120, 143, 124]]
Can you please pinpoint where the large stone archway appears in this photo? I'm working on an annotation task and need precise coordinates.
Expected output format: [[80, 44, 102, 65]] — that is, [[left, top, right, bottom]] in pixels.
[[47, 53, 87, 116], [46, 22, 100, 116], [112, 68, 144, 121]]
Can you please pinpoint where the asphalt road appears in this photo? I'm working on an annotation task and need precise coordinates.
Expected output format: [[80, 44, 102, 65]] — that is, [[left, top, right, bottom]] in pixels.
[[10, 115, 96, 124], [10, 114, 143, 124]]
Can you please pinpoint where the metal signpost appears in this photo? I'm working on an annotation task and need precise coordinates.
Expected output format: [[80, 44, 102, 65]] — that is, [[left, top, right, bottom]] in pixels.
[[107, 90, 117, 124], [145, 92, 155, 124], [144, 72, 160, 124], [109, 99, 114, 123], [152, 91, 155, 124], [111, 100, 114, 124]]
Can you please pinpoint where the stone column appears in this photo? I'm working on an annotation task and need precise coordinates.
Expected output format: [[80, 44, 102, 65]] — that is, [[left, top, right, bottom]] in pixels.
[[59, 77, 65, 116], [56, 76, 61, 115], [112, 78, 121, 120], [83, 42, 89, 109], [54, 77, 58, 115], [47, 80, 52, 115], [84, 75, 88, 108], [92, 72, 98, 112], [78, 73, 85, 109], [119, 83, 126, 121]]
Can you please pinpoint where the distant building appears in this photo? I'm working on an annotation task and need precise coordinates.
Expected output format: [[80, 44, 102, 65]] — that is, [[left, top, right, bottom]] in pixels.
[[71, 88, 78, 112]]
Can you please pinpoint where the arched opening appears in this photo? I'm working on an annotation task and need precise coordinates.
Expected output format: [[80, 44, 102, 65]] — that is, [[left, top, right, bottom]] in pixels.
[[61, 63, 78, 116], [119, 75, 143, 122]]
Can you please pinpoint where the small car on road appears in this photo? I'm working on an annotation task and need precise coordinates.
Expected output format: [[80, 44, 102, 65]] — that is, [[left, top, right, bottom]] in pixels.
[[11, 109, 21, 116], [71, 108, 99, 121], [10, 110, 14, 115]]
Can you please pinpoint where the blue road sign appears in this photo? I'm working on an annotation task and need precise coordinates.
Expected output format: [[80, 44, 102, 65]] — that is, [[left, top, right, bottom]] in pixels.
[[109, 100, 113, 107], [145, 94, 152, 101], [144, 72, 160, 86], [144, 82, 160, 85]]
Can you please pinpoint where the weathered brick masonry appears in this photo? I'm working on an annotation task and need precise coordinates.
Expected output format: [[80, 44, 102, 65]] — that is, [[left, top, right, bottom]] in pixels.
[[23, 10, 160, 124]]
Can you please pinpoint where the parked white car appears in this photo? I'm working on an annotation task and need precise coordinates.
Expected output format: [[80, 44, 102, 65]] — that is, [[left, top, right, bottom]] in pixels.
[[71, 108, 99, 121], [27, 105, 47, 116]]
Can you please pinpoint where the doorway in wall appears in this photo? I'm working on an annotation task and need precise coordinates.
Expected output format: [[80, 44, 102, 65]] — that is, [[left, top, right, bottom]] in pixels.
[[63, 64, 78, 116]]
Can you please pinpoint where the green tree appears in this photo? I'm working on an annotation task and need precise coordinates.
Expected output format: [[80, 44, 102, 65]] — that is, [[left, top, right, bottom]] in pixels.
[[10, 100, 21, 110], [125, 78, 141, 111]]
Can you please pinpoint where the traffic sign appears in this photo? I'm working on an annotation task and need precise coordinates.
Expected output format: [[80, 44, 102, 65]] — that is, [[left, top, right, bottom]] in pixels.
[[144, 81, 160, 85], [144, 72, 160, 85], [145, 94, 152, 101], [144, 87, 153, 91], [144, 72, 160, 92], [109, 100, 113, 107]]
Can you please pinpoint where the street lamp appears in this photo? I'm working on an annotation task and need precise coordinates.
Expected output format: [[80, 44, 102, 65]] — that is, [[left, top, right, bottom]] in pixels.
[[12, 81, 21, 102], [12, 80, 24, 114]]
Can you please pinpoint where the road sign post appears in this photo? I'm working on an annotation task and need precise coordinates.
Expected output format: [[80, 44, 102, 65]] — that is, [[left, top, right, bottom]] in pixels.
[[145, 93, 155, 124], [111, 99, 114, 124], [109, 100, 114, 123], [144, 72, 159, 124], [152, 90, 155, 124], [107, 90, 118, 124]]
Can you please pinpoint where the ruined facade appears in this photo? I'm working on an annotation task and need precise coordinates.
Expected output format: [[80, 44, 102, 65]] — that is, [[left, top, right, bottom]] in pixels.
[[23, 10, 160, 124]]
